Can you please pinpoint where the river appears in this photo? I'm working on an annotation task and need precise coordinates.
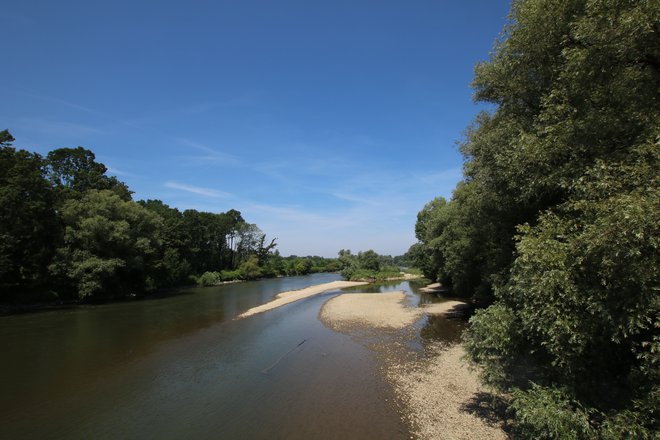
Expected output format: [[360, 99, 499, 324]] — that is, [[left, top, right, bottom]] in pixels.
[[0, 273, 463, 439]]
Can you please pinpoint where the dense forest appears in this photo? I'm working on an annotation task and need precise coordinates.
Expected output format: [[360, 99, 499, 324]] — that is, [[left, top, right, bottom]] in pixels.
[[0, 134, 341, 303], [409, 0, 658, 437]]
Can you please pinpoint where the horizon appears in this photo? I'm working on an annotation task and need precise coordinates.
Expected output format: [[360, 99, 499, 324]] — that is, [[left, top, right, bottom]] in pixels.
[[2, 0, 510, 257]]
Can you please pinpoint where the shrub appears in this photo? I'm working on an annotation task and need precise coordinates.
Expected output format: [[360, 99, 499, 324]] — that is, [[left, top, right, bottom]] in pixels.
[[197, 271, 221, 287], [510, 384, 595, 440]]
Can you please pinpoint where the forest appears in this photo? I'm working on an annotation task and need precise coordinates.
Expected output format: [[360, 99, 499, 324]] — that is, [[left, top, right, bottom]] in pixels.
[[409, 0, 658, 437], [0, 135, 341, 303]]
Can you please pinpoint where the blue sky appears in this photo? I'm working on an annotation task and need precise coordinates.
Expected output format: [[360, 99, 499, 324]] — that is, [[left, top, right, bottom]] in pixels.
[[2, 0, 510, 257]]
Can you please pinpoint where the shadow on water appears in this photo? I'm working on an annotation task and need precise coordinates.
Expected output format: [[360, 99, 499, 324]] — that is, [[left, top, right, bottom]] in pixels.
[[420, 314, 467, 344]]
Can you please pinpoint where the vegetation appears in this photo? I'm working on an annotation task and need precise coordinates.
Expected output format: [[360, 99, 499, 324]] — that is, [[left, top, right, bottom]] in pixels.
[[410, 0, 658, 437], [338, 249, 403, 281], [0, 136, 341, 302]]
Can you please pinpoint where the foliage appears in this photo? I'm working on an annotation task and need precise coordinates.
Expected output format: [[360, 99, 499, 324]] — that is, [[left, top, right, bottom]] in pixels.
[[49, 190, 162, 299], [0, 142, 58, 295], [510, 384, 596, 440], [197, 271, 222, 287], [46, 147, 132, 201], [238, 256, 262, 280], [415, 0, 659, 436], [339, 249, 403, 281], [220, 270, 242, 281], [0, 134, 294, 301], [343, 267, 401, 282]]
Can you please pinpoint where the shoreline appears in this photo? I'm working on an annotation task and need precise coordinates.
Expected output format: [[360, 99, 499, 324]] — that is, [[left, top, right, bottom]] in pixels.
[[319, 290, 507, 440], [237, 280, 368, 319]]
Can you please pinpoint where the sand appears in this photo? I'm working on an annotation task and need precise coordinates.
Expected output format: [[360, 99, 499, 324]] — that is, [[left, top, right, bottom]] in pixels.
[[237, 280, 368, 318], [319, 291, 422, 331], [320, 292, 507, 439], [389, 344, 508, 440], [319, 292, 470, 331]]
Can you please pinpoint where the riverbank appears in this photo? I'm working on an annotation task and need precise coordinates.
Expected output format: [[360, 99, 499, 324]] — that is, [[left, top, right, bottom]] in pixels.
[[319, 290, 507, 440], [237, 280, 368, 318], [320, 291, 472, 331]]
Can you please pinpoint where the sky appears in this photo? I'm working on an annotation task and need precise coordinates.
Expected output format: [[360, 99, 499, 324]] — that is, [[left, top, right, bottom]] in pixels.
[[2, 0, 510, 257]]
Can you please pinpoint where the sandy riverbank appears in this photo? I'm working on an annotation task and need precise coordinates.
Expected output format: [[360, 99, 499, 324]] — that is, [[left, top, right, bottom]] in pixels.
[[320, 291, 420, 331], [319, 291, 506, 439], [389, 344, 508, 440], [237, 280, 368, 318], [319, 291, 471, 332]]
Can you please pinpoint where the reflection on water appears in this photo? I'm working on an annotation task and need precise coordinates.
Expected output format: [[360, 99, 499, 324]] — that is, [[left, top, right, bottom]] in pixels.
[[0, 274, 465, 439]]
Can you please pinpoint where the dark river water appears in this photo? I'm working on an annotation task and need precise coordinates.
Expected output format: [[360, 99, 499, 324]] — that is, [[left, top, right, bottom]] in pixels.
[[0, 273, 463, 439]]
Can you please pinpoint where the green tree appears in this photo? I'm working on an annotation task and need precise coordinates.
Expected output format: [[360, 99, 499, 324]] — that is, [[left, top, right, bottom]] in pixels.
[[0, 138, 58, 294], [454, 0, 660, 437], [293, 258, 313, 275], [357, 250, 380, 272], [50, 190, 162, 299], [139, 199, 192, 286], [238, 255, 263, 280], [46, 147, 132, 201]]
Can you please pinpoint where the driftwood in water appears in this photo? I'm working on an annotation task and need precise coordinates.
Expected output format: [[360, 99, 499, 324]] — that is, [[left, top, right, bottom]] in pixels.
[[262, 339, 308, 374]]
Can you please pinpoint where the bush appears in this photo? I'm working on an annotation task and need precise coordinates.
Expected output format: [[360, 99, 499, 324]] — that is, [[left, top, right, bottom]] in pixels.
[[510, 384, 595, 440], [219, 270, 241, 281], [238, 256, 262, 280], [197, 271, 221, 287]]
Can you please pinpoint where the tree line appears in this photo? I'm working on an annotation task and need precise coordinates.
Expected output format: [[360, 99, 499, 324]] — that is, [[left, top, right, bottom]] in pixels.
[[0, 134, 333, 302], [337, 249, 403, 281], [409, 0, 657, 438]]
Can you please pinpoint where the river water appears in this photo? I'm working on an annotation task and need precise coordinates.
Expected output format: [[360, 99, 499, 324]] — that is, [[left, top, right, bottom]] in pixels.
[[0, 273, 463, 439]]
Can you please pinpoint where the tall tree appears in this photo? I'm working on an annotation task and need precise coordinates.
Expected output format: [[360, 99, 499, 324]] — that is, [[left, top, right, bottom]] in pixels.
[[0, 137, 58, 294], [46, 147, 132, 201], [441, 0, 660, 437]]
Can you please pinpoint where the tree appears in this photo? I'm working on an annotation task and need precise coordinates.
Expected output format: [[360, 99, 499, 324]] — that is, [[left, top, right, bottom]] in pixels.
[[139, 199, 192, 286], [454, 0, 660, 436], [0, 139, 58, 294], [238, 256, 262, 280], [0, 129, 15, 147], [293, 258, 313, 275], [357, 250, 380, 272], [49, 190, 162, 299], [46, 147, 132, 200]]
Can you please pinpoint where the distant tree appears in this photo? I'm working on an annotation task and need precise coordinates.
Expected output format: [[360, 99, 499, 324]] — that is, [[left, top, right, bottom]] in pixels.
[[357, 250, 380, 272], [238, 256, 262, 280], [337, 249, 353, 269], [293, 258, 313, 275]]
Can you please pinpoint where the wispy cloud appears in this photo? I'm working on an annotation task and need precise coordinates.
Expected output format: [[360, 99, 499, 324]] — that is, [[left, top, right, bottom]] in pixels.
[[13, 117, 103, 138], [417, 166, 463, 184], [331, 192, 383, 206], [164, 181, 233, 198], [178, 138, 241, 165]]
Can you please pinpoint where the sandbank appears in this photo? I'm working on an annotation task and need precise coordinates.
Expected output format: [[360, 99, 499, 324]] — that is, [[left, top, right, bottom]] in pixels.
[[319, 291, 422, 330], [237, 280, 368, 318], [320, 292, 506, 439], [319, 292, 470, 331]]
